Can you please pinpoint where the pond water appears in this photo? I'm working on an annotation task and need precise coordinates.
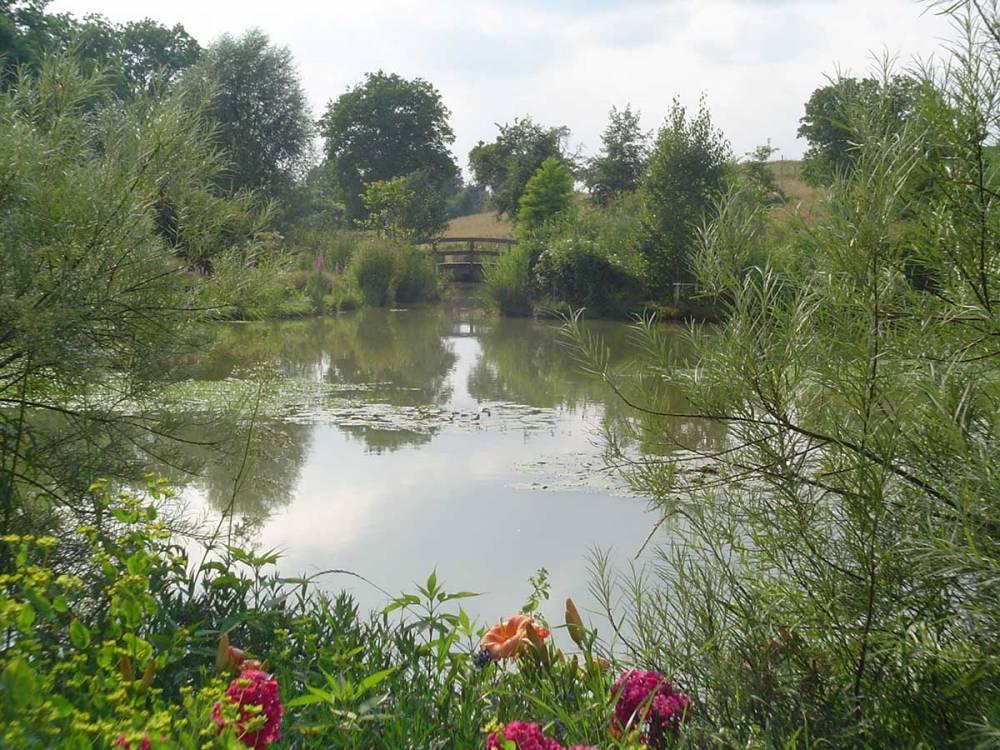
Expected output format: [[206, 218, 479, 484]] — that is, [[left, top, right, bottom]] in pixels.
[[172, 301, 715, 626]]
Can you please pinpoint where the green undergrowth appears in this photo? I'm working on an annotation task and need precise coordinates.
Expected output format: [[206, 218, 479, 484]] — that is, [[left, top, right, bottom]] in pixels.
[[0, 481, 689, 749]]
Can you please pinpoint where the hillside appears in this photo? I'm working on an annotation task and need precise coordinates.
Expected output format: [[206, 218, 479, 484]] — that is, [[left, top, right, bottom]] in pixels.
[[442, 211, 515, 239], [442, 161, 822, 238]]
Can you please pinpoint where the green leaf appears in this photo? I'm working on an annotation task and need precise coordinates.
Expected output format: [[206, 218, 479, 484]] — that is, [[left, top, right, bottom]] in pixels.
[[1, 659, 36, 709], [285, 692, 329, 708], [357, 667, 395, 694], [15, 604, 35, 632], [69, 618, 91, 650]]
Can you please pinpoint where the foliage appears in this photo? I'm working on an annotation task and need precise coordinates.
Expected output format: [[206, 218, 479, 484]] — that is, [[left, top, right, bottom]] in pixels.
[[517, 157, 575, 233], [1, 1, 70, 80], [531, 200, 645, 318], [739, 143, 783, 205], [585, 105, 649, 205], [0, 55, 271, 530], [70, 14, 201, 97], [469, 117, 572, 218], [320, 70, 458, 222], [639, 97, 731, 297], [188, 30, 313, 198], [569, 4, 1000, 745], [798, 74, 918, 186], [2, 3, 200, 94], [447, 180, 488, 218], [272, 161, 346, 233], [347, 239, 439, 307], [362, 169, 449, 240], [0, 482, 658, 750], [483, 244, 537, 317]]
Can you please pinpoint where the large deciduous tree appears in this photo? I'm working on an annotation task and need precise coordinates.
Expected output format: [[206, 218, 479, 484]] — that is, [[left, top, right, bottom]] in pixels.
[[585, 104, 649, 205], [190, 30, 313, 198], [639, 97, 731, 297], [469, 117, 571, 218], [319, 71, 458, 222], [798, 74, 917, 186]]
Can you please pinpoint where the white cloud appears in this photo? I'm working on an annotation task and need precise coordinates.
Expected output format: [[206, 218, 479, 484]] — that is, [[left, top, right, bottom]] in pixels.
[[49, 0, 954, 165]]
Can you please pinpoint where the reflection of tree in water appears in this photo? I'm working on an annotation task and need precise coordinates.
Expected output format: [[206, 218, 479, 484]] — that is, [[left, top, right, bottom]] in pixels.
[[469, 316, 726, 457], [326, 310, 456, 406], [467, 317, 622, 409], [183, 310, 457, 453], [190, 310, 457, 408], [158, 419, 314, 522], [187, 423, 313, 518], [338, 426, 433, 455]]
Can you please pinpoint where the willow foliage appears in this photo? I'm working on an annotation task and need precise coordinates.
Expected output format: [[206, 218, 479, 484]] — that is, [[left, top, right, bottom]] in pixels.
[[572, 4, 1000, 746]]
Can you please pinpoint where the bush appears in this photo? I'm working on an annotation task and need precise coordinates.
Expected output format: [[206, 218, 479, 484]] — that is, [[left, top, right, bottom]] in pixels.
[[483, 244, 536, 317], [347, 238, 439, 307], [0, 482, 668, 749], [394, 244, 440, 304], [569, 7, 1000, 744], [529, 199, 645, 318]]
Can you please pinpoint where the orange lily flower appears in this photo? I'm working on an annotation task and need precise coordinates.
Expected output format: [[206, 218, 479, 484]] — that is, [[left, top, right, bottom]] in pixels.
[[480, 615, 550, 659]]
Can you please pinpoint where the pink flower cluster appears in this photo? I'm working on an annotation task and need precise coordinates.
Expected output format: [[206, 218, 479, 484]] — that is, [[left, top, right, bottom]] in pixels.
[[612, 670, 691, 747], [114, 735, 150, 750], [485, 721, 595, 750], [212, 668, 284, 749]]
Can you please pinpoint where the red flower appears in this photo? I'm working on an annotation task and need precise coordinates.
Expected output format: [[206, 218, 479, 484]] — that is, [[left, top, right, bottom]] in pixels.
[[485, 721, 595, 750], [612, 670, 692, 748], [212, 669, 283, 749], [114, 734, 150, 750]]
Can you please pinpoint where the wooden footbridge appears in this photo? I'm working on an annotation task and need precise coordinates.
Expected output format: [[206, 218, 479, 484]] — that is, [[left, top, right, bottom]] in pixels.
[[413, 237, 517, 282]]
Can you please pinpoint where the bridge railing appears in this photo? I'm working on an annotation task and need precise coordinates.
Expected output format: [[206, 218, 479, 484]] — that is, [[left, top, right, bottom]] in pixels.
[[411, 237, 517, 280]]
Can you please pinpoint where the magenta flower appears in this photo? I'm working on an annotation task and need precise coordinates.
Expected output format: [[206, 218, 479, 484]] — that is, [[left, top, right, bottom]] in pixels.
[[212, 668, 283, 749], [485, 721, 595, 750], [612, 670, 692, 747], [114, 735, 150, 750]]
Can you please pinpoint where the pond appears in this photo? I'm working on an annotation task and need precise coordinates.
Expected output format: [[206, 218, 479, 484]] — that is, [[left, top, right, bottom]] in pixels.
[[171, 301, 719, 626]]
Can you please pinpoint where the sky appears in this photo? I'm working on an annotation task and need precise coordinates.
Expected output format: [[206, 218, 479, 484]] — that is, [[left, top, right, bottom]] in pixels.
[[49, 0, 955, 169]]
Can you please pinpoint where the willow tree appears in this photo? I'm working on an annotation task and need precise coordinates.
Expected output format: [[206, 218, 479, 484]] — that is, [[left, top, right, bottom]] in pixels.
[[0, 56, 277, 545], [573, 3, 1000, 745]]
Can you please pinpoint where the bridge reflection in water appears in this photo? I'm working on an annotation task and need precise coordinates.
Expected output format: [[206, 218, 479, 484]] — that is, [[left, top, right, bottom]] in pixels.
[[413, 236, 517, 282]]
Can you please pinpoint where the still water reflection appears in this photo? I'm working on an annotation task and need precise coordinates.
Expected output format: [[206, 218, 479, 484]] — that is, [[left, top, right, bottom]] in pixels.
[[176, 306, 719, 623]]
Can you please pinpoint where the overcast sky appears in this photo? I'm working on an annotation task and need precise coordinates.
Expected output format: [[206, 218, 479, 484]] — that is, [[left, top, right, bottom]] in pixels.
[[50, 0, 954, 169]]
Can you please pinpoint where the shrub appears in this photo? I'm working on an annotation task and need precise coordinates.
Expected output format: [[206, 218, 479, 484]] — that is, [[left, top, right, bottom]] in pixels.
[[0, 482, 647, 750], [347, 239, 399, 306], [483, 244, 536, 317], [346, 239, 439, 307], [530, 200, 645, 317], [393, 244, 440, 304]]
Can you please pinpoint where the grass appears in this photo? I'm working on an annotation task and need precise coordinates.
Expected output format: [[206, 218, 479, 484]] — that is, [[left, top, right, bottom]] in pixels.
[[444, 211, 515, 239], [768, 159, 825, 225]]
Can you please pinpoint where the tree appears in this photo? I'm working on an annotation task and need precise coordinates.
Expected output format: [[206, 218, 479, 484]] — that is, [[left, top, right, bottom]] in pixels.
[[319, 71, 457, 222], [798, 75, 917, 186], [190, 30, 313, 198], [0, 0, 66, 81], [572, 4, 1000, 745], [639, 97, 731, 296], [361, 169, 448, 240], [517, 156, 574, 232], [0, 55, 273, 537], [469, 117, 571, 218], [585, 104, 649, 204]]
